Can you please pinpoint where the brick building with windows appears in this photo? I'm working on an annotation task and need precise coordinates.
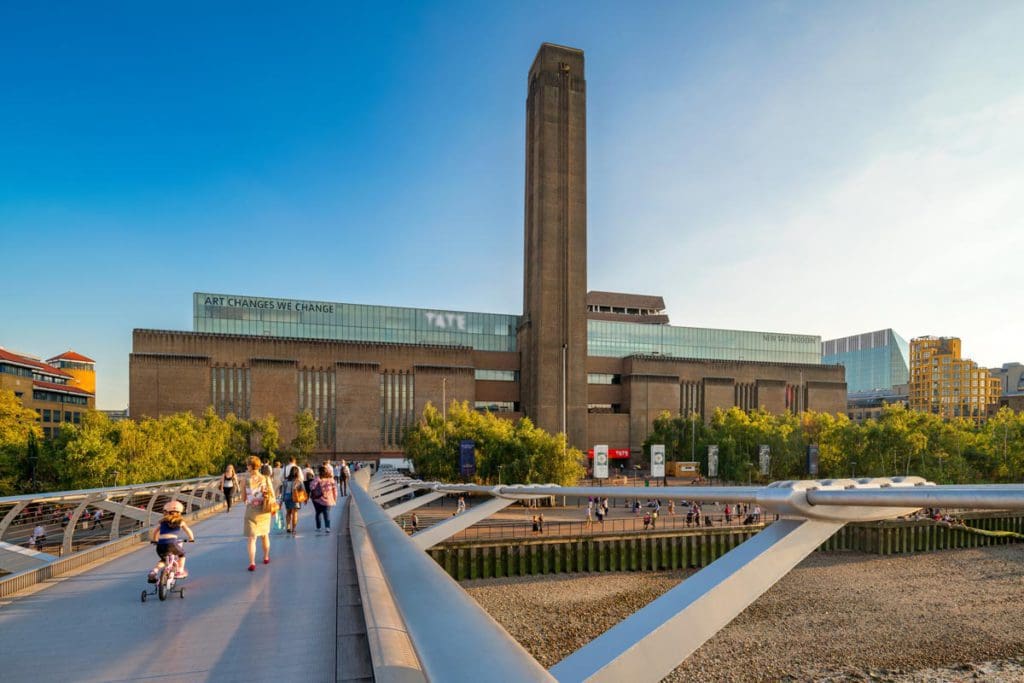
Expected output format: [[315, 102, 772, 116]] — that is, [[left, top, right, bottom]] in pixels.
[[130, 44, 846, 459], [0, 347, 95, 438], [909, 336, 1001, 422]]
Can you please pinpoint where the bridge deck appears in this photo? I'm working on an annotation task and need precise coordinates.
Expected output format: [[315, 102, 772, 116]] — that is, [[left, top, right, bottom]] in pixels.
[[0, 499, 364, 683]]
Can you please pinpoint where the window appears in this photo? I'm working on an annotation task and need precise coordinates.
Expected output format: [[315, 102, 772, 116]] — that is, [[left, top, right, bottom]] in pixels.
[[73, 412, 81, 424], [43, 427, 51, 439], [53, 411, 61, 423], [475, 401, 516, 413], [43, 409, 51, 422], [587, 373, 621, 385], [64, 411, 72, 423], [475, 369, 519, 382]]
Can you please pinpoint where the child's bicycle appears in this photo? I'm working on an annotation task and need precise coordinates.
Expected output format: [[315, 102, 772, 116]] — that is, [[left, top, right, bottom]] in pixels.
[[141, 540, 191, 602]]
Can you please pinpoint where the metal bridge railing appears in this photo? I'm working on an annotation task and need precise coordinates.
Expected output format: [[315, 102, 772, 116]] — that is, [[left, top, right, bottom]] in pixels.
[[0, 476, 225, 597], [355, 472, 1024, 683]]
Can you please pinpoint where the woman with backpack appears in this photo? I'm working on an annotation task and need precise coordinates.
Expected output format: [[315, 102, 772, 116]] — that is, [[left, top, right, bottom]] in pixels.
[[309, 465, 338, 533], [282, 466, 307, 534]]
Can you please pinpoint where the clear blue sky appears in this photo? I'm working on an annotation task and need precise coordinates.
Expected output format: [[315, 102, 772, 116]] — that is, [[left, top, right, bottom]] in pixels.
[[2, 2, 1022, 409]]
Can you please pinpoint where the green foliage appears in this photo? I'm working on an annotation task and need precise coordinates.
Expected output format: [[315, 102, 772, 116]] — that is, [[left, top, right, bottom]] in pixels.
[[290, 410, 318, 460], [0, 394, 266, 495], [403, 401, 585, 485], [643, 403, 1024, 485], [251, 415, 281, 460], [0, 390, 45, 494]]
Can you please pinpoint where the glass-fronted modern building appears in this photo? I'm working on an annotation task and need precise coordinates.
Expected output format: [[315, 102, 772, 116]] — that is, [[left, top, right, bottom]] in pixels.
[[194, 293, 519, 352], [195, 293, 822, 365], [822, 329, 909, 393], [587, 320, 820, 364]]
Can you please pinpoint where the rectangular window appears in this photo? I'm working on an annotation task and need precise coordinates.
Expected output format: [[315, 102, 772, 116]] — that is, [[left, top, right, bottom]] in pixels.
[[73, 412, 81, 424], [53, 411, 61, 423], [43, 409, 51, 422], [43, 427, 52, 439], [475, 369, 519, 382], [64, 411, 71, 422], [475, 400, 515, 412]]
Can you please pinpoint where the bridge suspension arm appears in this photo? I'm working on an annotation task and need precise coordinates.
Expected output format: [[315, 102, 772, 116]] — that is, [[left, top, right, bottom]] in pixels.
[[550, 519, 844, 683]]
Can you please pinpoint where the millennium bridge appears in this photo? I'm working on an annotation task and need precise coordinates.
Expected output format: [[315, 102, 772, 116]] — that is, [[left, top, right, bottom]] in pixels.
[[1, 469, 1022, 682]]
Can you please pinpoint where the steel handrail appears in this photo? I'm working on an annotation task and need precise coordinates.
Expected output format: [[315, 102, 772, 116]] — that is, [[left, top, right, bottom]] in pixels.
[[350, 470, 555, 682], [0, 476, 220, 505]]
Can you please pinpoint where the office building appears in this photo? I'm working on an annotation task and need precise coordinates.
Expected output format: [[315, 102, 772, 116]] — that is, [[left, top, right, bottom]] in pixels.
[[990, 362, 1024, 397]]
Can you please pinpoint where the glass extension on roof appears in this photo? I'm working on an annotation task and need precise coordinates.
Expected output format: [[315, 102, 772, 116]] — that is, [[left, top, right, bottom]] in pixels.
[[822, 329, 909, 393], [587, 320, 821, 364], [193, 293, 519, 352]]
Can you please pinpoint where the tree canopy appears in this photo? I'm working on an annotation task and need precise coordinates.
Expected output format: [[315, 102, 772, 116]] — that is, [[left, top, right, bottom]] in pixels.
[[0, 392, 285, 495], [403, 401, 585, 486], [644, 404, 1024, 484]]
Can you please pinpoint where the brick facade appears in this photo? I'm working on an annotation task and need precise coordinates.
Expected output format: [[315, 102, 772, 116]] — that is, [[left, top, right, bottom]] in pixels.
[[126, 44, 847, 460]]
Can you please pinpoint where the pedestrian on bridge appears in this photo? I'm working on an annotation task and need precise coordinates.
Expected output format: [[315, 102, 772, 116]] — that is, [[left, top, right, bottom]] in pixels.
[[244, 456, 275, 571], [339, 460, 350, 496], [282, 466, 306, 534], [219, 464, 237, 512], [310, 465, 337, 533]]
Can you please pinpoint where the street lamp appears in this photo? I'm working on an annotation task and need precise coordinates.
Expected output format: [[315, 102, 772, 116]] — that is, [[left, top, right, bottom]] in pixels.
[[850, 461, 857, 479], [498, 464, 505, 486]]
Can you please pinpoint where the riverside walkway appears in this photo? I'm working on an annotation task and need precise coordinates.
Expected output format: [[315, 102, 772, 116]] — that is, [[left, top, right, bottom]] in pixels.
[[0, 500, 368, 683]]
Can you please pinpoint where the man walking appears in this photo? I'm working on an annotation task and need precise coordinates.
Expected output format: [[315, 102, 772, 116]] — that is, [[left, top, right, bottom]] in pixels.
[[339, 460, 350, 496]]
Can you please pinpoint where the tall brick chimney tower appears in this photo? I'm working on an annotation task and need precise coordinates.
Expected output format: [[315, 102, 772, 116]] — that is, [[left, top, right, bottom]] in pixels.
[[518, 43, 588, 448]]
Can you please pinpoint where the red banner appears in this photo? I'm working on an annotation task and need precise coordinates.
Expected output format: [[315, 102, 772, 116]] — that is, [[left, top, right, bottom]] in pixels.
[[586, 448, 631, 460]]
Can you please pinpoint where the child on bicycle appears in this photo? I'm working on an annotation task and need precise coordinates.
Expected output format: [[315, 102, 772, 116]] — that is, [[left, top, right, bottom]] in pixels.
[[150, 500, 195, 579]]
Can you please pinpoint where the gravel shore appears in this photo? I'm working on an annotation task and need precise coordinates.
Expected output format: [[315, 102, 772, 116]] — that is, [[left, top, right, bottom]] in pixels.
[[465, 545, 1024, 682]]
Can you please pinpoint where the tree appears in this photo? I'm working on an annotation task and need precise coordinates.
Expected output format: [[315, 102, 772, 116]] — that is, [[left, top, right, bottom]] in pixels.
[[252, 415, 281, 462], [0, 390, 45, 494], [404, 401, 584, 485], [59, 411, 120, 489], [290, 410, 318, 461]]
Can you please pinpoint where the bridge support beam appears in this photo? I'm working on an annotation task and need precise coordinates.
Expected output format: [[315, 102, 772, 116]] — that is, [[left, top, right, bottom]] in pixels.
[[372, 480, 412, 497], [550, 518, 844, 683], [0, 541, 56, 573], [94, 499, 156, 525], [411, 497, 515, 550], [375, 486, 419, 506], [385, 492, 445, 519]]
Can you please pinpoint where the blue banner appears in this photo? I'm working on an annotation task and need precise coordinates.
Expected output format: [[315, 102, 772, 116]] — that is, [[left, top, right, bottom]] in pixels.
[[807, 444, 820, 477], [459, 440, 476, 478]]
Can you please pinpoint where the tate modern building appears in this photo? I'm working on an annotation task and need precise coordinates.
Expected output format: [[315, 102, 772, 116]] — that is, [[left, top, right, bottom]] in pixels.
[[130, 44, 846, 459]]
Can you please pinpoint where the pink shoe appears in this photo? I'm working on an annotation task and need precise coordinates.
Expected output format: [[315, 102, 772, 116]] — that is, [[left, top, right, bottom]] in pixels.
[[263, 557, 270, 565], [247, 564, 255, 571]]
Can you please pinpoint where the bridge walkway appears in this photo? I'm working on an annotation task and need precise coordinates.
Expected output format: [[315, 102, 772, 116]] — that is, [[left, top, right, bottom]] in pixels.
[[0, 498, 365, 683]]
